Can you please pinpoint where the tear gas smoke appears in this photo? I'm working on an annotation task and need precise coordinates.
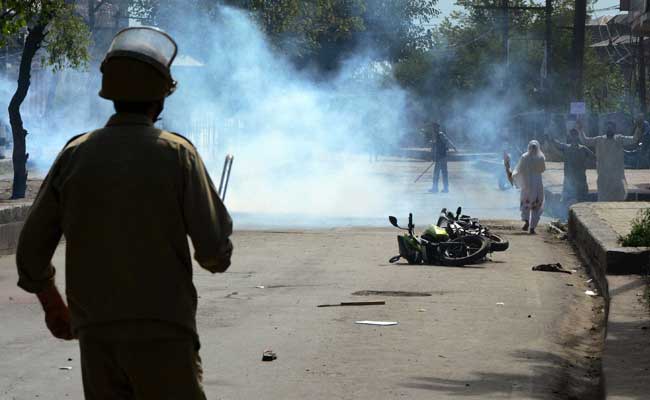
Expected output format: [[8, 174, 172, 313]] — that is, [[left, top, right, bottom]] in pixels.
[[160, 6, 419, 226], [1, 5, 521, 228]]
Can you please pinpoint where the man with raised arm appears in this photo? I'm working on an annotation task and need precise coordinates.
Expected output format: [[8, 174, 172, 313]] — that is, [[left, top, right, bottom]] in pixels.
[[579, 119, 642, 201], [545, 127, 595, 209]]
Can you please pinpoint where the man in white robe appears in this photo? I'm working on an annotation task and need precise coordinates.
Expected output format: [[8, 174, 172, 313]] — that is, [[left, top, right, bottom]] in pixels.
[[505, 140, 546, 234], [579, 121, 642, 201]]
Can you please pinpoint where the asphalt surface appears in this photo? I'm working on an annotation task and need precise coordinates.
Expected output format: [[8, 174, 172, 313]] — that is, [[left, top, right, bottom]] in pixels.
[[0, 159, 605, 399]]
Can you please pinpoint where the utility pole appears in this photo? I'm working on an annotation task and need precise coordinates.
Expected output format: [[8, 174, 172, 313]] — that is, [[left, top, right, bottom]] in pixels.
[[571, 0, 587, 101], [502, 0, 509, 69], [0, 0, 5, 78], [544, 0, 553, 85], [639, 36, 647, 114], [471, 1, 547, 91]]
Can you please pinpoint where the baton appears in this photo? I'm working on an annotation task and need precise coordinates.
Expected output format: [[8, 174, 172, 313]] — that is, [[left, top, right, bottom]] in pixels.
[[218, 154, 234, 201], [414, 161, 435, 183]]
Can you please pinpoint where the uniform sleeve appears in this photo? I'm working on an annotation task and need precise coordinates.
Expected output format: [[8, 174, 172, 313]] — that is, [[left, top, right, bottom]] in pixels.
[[183, 150, 233, 273], [16, 160, 64, 293]]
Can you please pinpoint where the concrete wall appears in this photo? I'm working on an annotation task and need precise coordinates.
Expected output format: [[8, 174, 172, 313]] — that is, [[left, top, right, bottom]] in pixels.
[[0, 203, 31, 255]]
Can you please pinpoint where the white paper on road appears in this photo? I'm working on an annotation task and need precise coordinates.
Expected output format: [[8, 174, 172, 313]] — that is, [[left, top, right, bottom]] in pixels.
[[355, 320, 398, 326]]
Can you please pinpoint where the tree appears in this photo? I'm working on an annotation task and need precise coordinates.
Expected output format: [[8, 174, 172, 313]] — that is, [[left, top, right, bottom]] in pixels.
[[392, 0, 628, 121], [360, 0, 439, 62], [3, 1, 90, 198], [144, 0, 365, 71]]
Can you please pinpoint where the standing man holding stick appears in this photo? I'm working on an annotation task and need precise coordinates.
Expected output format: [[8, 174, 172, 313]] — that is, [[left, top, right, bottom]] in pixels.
[[15, 27, 233, 399]]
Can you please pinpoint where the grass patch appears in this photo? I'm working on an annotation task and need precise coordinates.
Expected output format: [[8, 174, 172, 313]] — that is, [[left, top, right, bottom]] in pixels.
[[619, 208, 650, 247]]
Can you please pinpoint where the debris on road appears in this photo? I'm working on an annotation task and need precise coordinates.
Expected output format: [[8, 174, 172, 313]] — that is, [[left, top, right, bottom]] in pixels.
[[58, 366, 72, 371], [417, 308, 427, 312], [262, 350, 277, 362], [548, 221, 568, 239], [532, 263, 572, 274], [496, 302, 505, 306], [318, 301, 386, 308], [255, 286, 265, 289], [585, 290, 598, 297], [353, 290, 431, 297], [355, 321, 398, 326]]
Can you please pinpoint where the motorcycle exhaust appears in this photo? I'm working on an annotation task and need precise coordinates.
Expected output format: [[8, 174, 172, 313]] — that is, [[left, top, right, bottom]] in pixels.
[[218, 154, 234, 201]]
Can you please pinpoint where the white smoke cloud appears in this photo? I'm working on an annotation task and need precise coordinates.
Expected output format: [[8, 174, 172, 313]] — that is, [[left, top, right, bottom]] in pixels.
[[160, 6, 416, 225], [1, 4, 522, 227]]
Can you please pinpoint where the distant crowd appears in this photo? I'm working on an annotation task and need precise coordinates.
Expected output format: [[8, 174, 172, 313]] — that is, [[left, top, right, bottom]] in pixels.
[[425, 117, 647, 233]]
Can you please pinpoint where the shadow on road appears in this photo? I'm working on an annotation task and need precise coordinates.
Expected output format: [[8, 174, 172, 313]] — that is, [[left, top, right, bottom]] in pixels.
[[401, 349, 603, 399], [603, 319, 650, 400]]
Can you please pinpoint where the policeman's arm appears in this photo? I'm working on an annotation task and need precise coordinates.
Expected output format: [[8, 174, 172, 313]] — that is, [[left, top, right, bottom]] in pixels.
[[16, 164, 63, 295], [16, 158, 74, 340], [183, 151, 233, 273]]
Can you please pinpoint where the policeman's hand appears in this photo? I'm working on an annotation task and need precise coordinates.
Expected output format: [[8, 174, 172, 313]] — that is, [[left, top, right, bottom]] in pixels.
[[36, 284, 76, 340], [206, 239, 233, 273], [44, 304, 75, 340]]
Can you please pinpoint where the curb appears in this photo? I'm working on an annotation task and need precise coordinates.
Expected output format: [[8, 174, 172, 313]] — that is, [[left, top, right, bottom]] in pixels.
[[0, 203, 31, 255], [568, 204, 611, 315], [568, 202, 650, 399]]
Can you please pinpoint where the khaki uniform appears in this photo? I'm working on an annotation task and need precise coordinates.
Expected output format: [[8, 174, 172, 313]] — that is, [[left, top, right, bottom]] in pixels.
[[16, 113, 233, 399]]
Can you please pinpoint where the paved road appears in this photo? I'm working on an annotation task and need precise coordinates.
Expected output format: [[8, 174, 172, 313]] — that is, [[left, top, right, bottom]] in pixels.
[[0, 228, 604, 400], [0, 159, 605, 399]]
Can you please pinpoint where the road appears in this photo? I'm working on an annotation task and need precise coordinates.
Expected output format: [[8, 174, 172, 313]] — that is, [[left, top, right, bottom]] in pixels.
[[0, 159, 605, 399]]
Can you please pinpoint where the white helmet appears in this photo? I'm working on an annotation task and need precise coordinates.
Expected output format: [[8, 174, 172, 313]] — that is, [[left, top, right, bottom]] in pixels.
[[100, 27, 178, 101]]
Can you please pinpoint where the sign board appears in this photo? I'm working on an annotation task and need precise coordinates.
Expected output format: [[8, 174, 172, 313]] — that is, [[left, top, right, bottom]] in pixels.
[[570, 102, 586, 115]]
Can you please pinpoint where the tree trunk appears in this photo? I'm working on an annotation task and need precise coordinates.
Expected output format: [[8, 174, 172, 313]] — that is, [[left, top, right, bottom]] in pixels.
[[8, 23, 46, 199]]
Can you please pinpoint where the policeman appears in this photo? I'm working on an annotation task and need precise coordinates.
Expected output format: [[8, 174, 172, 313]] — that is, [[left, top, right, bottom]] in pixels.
[[16, 27, 232, 399]]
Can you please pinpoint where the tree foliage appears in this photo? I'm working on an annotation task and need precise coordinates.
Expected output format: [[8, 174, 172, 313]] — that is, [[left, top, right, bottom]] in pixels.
[[361, 0, 439, 60], [393, 0, 629, 117], [133, 0, 438, 70], [3, 0, 90, 199], [0, 1, 90, 69]]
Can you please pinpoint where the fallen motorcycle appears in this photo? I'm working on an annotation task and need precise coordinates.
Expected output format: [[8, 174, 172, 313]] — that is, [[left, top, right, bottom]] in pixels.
[[388, 213, 490, 266], [438, 207, 509, 252]]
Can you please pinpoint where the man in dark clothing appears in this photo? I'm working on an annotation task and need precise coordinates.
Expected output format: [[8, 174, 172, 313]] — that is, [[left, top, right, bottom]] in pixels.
[[429, 123, 457, 193], [15, 27, 232, 400]]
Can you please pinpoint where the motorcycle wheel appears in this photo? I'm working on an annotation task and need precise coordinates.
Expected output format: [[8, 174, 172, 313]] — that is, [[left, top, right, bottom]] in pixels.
[[487, 233, 509, 252], [397, 235, 422, 265], [439, 235, 490, 266]]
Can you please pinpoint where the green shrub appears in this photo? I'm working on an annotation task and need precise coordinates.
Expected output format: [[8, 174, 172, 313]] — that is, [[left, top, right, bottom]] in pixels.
[[619, 208, 650, 247]]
